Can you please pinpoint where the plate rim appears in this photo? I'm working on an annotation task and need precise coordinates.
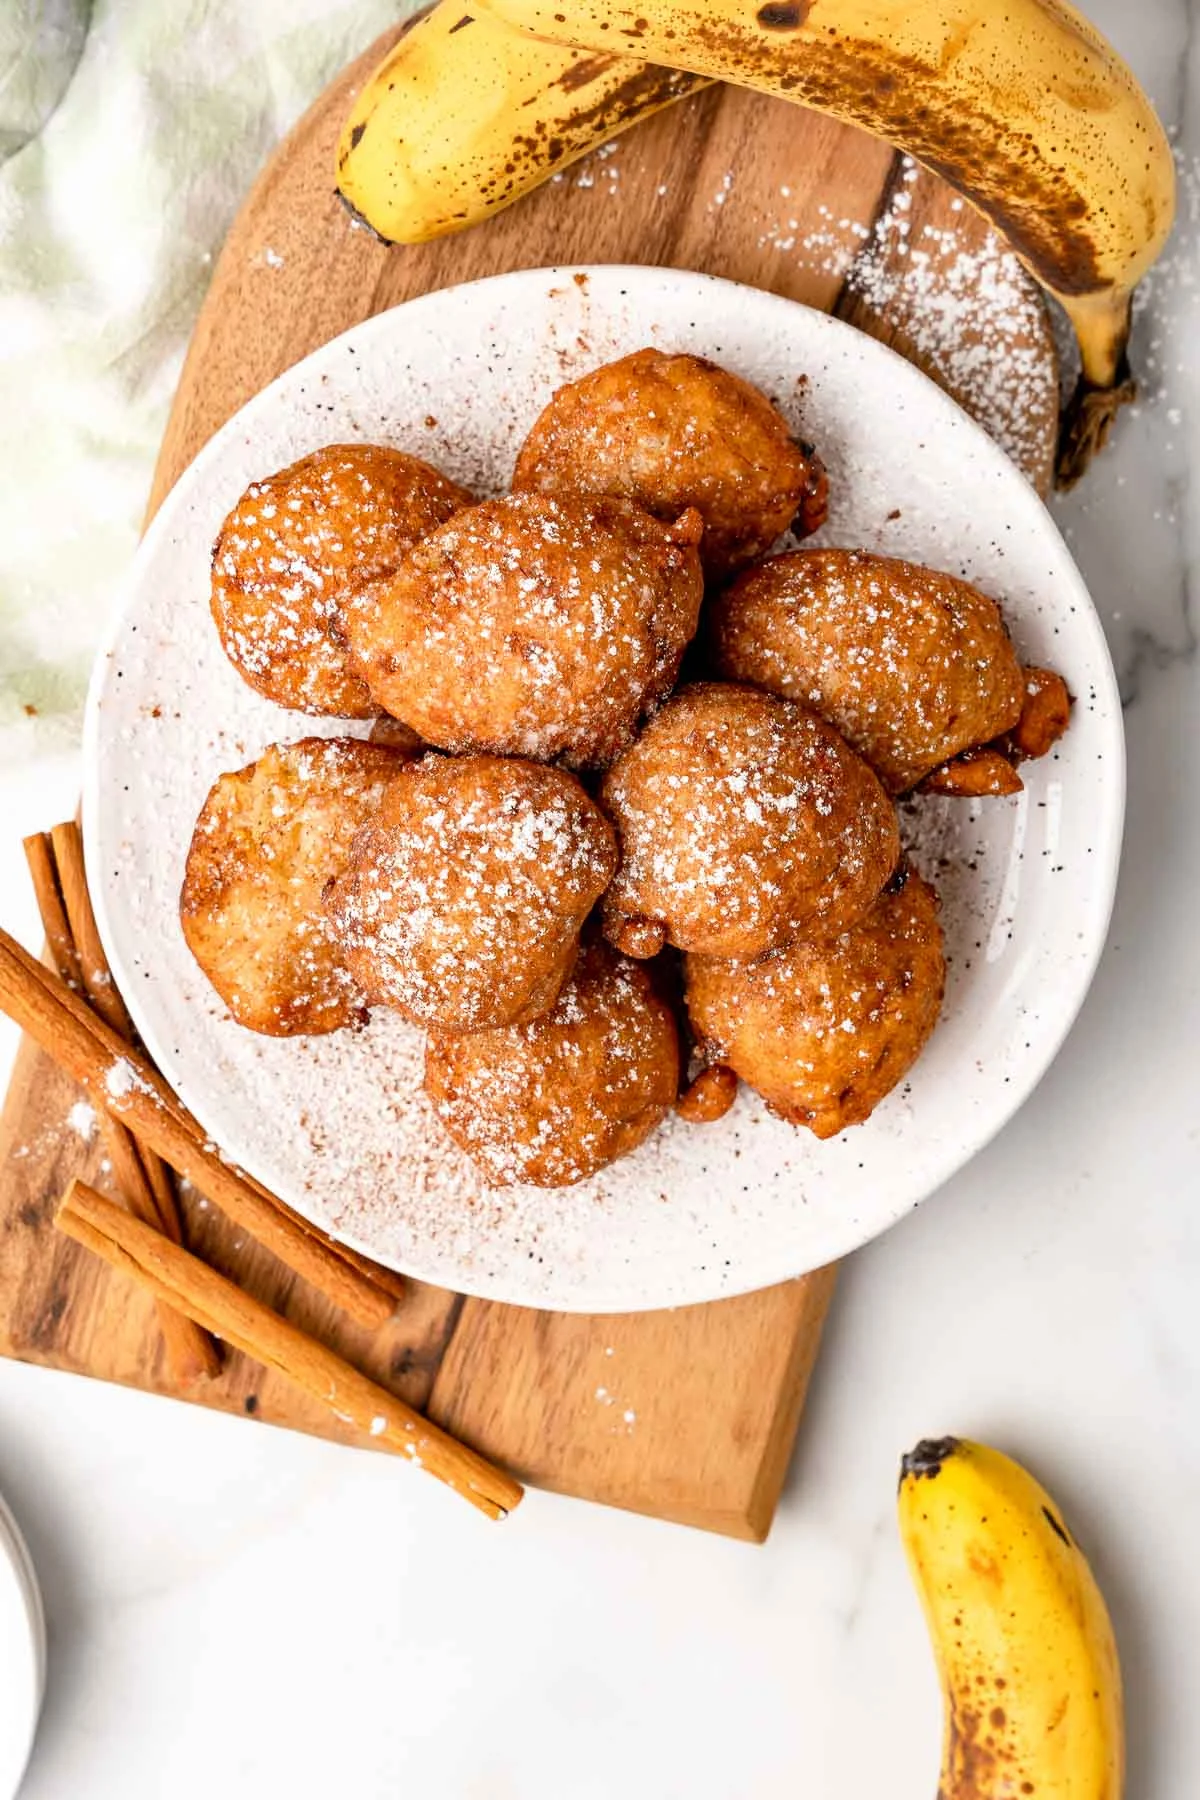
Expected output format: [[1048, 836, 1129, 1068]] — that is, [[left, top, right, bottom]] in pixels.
[[0, 1490, 45, 1800], [82, 262, 1126, 1313]]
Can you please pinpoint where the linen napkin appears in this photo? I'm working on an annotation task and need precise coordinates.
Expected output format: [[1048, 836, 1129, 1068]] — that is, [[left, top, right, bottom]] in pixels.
[[0, 0, 411, 766]]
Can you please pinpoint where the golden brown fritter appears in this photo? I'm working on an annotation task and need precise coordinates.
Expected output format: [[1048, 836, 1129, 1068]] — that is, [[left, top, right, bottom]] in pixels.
[[512, 348, 825, 577], [423, 939, 680, 1187], [323, 753, 616, 1033], [710, 548, 1027, 793], [1006, 666, 1072, 760], [686, 869, 945, 1139], [210, 444, 471, 717], [180, 736, 404, 1037], [341, 491, 704, 768], [675, 1063, 739, 1123], [600, 682, 899, 960], [919, 747, 1023, 797]]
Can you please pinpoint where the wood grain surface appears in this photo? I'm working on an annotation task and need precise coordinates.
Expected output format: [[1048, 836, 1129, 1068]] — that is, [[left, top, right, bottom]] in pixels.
[[0, 25, 1057, 1540]]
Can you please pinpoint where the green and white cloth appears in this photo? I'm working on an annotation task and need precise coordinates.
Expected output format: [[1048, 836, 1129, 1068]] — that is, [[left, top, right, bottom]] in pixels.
[[0, 0, 412, 766]]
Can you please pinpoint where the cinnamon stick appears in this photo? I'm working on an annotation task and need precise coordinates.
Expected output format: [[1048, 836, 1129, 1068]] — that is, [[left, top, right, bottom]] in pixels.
[[32, 828, 403, 1309], [22, 836, 220, 1383], [0, 926, 396, 1330], [49, 821, 137, 1040], [44, 822, 183, 1240], [58, 1181, 522, 1522], [246, 1176, 408, 1306], [86, 1123, 223, 1384], [21, 834, 83, 991]]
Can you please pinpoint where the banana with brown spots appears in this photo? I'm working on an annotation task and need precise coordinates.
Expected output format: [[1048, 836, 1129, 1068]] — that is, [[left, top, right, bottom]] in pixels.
[[335, 2, 708, 244], [899, 1436, 1123, 1800], [475, 0, 1175, 480]]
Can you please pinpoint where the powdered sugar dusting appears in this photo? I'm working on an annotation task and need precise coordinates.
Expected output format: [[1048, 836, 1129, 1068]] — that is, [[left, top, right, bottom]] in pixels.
[[756, 158, 1056, 492], [66, 1100, 97, 1141], [211, 444, 468, 716], [424, 941, 677, 1186], [105, 1058, 157, 1102], [326, 754, 614, 1032], [85, 268, 1121, 1310], [344, 491, 702, 767], [602, 684, 897, 957], [842, 161, 1057, 489]]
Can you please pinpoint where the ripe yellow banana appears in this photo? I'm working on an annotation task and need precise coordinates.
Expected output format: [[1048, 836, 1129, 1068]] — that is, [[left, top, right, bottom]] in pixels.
[[898, 1436, 1123, 1800], [475, 0, 1174, 466], [335, 3, 708, 244]]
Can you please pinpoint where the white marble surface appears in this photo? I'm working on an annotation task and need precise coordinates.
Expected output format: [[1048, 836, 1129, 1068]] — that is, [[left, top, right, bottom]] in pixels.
[[1, 0, 1198, 1792]]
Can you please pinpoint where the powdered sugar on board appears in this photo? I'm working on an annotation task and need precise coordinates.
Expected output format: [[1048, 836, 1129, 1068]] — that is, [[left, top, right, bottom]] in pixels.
[[843, 159, 1058, 490], [753, 156, 1058, 494], [83, 267, 1122, 1312]]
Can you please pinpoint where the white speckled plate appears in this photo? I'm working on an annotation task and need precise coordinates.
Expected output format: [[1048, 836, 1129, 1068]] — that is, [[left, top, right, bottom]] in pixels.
[[0, 1490, 45, 1800], [84, 266, 1123, 1313]]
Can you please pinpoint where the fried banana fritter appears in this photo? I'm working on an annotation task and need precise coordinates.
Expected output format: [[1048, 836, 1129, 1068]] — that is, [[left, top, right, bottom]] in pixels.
[[423, 939, 680, 1186], [180, 736, 404, 1036], [601, 682, 899, 960], [685, 868, 945, 1138], [513, 348, 826, 577], [211, 443, 470, 716], [710, 548, 1027, 793], [323, 752, 616, 1033], [342, 491, 703, 768]]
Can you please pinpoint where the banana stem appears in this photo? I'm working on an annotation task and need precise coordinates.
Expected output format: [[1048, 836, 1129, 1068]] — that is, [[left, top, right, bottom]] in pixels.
[[1053, 287, 1139, 488], [1056, 358, 1138, 490], [1058, 287, 1135, 390]]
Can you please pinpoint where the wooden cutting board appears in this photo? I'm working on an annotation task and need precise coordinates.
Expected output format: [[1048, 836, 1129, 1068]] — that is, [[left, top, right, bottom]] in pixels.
[[0, 26, 1059, 1541]]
